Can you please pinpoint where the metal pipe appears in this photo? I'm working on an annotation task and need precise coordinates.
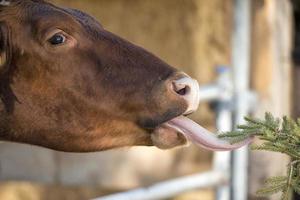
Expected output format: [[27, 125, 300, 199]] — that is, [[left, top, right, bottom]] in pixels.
[[213, 67, 232, 200], [93, 171, 225, 200], [198, 84, 221, 103], [231, 0, 252, 200]]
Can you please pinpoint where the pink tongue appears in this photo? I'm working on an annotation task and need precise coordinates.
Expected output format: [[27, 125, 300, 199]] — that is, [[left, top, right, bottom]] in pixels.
[[166, 116, 252, 151]]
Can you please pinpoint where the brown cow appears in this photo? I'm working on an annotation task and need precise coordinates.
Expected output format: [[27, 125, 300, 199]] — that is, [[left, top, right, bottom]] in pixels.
[[0, 0, 250, 152]]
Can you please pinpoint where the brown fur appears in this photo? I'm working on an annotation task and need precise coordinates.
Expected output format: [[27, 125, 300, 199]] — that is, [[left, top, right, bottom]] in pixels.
[[0, 0, 187, 152]]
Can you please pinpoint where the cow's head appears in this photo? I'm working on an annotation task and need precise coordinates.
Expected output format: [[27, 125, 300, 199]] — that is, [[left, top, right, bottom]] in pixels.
[[0, 0, 251, 152]]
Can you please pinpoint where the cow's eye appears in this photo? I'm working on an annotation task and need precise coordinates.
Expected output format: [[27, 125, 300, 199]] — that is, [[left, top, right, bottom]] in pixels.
[[48, 33, 66, 45]]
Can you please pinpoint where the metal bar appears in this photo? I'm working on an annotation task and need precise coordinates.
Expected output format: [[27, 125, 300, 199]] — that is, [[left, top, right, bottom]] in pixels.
[[93, 171, 225, 200], [198, 85, 221, 103], [213, 67, 232, 200], [231, 0, 252, 200]]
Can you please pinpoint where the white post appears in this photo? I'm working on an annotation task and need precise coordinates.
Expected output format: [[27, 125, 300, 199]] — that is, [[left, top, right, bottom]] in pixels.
[[231, 0, 251, 200], [213, 67, 233, 200]]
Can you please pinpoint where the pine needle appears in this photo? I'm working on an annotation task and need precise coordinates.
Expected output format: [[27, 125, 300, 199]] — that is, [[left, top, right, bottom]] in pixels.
[[256, 182, 286, 196], [220, 112, 300, 199]]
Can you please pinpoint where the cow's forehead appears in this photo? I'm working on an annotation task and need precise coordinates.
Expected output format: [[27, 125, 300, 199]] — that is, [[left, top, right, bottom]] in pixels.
[[43, 4, 104, 39], [63, 8, 103, 30], [2, 0, 104, 37], [62, 8, 104, 36]]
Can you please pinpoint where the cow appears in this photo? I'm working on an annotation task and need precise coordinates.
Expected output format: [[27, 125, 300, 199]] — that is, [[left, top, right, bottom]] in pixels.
[[0, 0, 250, 152]]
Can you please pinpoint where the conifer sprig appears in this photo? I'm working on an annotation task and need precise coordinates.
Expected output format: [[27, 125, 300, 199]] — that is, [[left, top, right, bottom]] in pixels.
[[219, 112, 300, 199]]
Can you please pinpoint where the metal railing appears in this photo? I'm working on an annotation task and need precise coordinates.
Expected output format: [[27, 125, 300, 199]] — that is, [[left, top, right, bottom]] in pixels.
[[94, 0, 252, 199]]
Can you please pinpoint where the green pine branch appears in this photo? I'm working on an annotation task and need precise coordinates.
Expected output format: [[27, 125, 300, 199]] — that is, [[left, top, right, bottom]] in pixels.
[[219, 112, 300, 199]]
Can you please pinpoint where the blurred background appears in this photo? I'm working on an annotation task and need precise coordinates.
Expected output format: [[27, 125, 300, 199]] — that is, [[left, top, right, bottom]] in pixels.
[[0, 0, 299, 199]]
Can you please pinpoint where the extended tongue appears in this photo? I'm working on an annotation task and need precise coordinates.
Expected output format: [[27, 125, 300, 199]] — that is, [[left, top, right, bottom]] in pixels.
[[166, 116, 253, 151]]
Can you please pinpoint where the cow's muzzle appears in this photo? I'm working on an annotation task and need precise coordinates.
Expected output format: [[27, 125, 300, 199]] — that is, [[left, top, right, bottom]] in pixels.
[[152, 73, 253, 150]]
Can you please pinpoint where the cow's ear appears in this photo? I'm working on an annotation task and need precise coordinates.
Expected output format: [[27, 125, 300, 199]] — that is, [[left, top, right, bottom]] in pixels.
[[0, 22, 11, 73]]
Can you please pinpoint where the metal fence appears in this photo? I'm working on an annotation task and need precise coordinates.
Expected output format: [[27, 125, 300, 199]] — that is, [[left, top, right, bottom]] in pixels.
[[94, 0, 252, 199]]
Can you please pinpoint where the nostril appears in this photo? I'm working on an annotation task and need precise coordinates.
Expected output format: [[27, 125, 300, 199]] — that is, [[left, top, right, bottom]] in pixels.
[[177, 87, 187, 96], [171, 75, 200, 115], [172, 78, 191, 97], [174, 85, 189, 96]]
